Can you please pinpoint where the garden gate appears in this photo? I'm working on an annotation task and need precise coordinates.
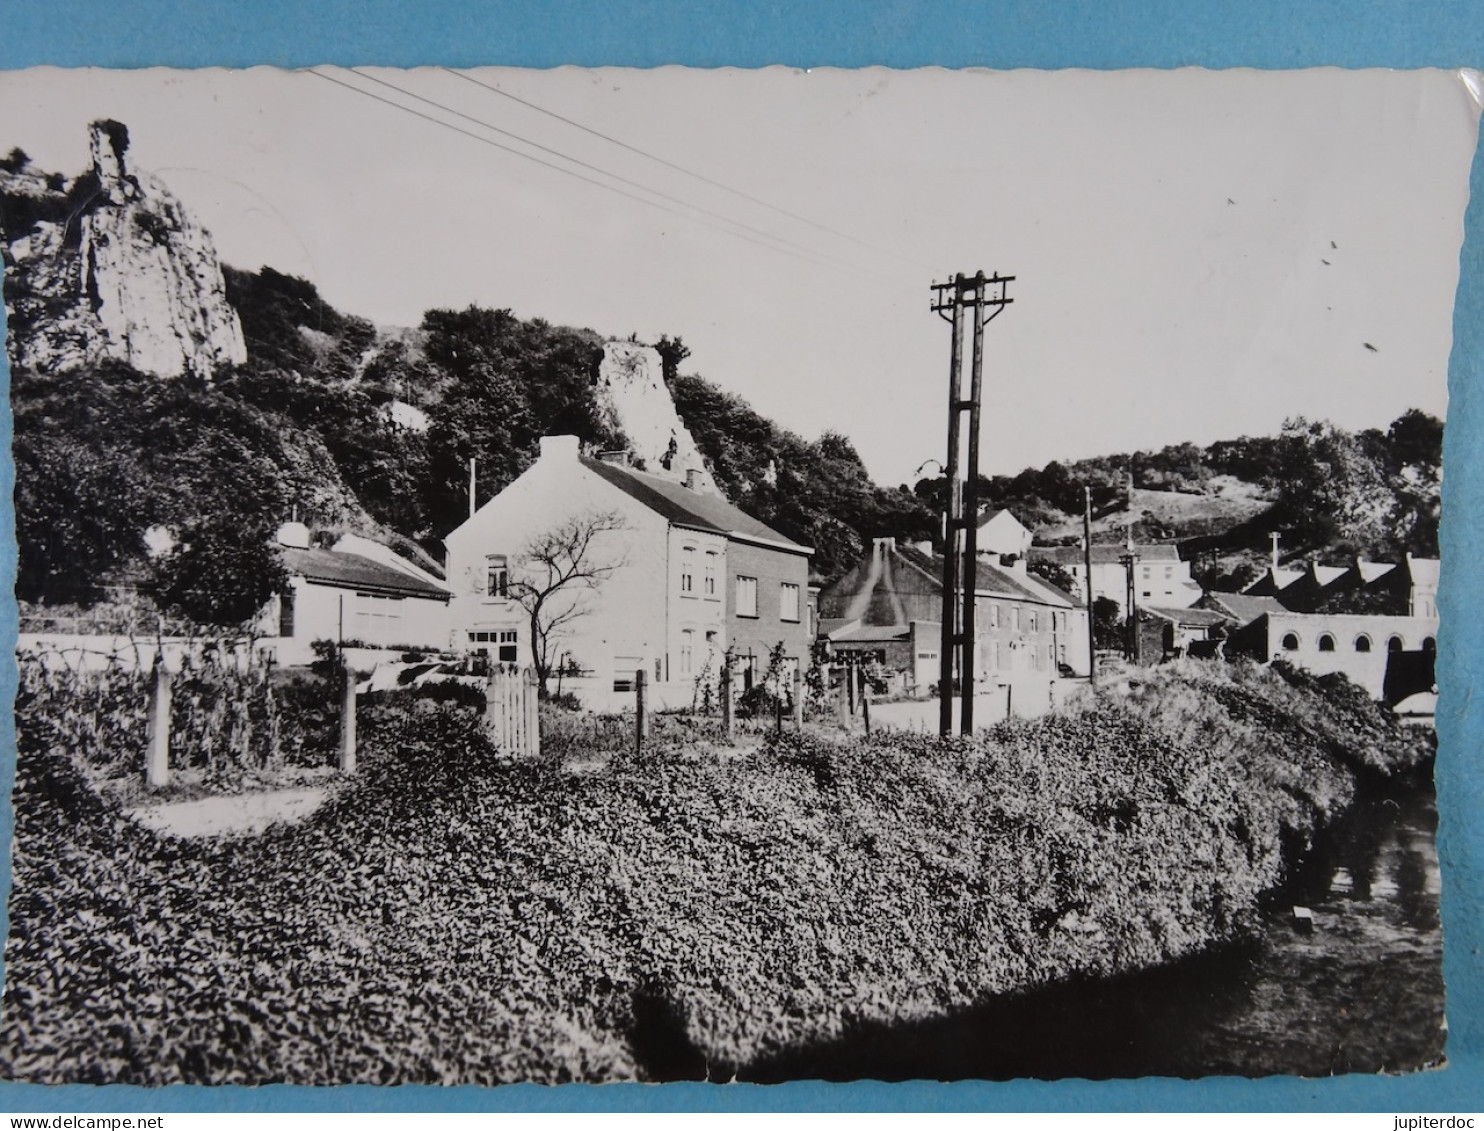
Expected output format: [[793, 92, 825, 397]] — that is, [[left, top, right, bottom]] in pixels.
[[484, 665, 541, 757]]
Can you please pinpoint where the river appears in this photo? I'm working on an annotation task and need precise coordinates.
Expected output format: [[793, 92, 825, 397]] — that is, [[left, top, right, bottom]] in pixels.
[[740, 774, 1445, 1082]]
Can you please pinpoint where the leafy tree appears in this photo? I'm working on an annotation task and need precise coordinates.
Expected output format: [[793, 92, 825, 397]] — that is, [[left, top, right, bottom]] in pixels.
[[151, 513, 289, 628], [1092, 595, 1123, 650], [1028, 559, 1077, 595]]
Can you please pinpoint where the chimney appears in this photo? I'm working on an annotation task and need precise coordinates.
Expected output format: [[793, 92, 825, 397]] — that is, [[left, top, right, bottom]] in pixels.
[[539, 435, 581, 461], [685, 468, 701, 490], [598, 449, 632, 467]]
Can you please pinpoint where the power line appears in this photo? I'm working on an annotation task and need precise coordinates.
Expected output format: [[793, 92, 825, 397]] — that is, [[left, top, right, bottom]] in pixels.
[[347, 68, 878, 277], [441, 66, 933, 271], [310, 69, 886, 281]]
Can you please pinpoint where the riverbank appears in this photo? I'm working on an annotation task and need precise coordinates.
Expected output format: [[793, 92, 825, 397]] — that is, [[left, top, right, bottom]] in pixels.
[[1, 659, 1434, 1084]]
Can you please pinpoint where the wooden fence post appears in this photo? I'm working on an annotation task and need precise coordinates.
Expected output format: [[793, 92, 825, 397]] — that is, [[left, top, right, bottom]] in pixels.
[[339, 656, 357, 774], [720, 659, 733, 741], [861, 676, 872, 737], [526, 667, 541, 758], [793, 668, 804, 730], [635, 667, 648, 754], [835, 675, 849, 730], [145, 658, 172, 789]]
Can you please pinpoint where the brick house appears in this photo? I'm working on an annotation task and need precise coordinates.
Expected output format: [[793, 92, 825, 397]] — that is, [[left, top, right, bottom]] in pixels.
[[817, 537, 1089, 695]]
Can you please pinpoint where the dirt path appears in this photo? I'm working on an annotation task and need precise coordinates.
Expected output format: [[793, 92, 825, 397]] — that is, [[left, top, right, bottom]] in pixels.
[[125, 786, 329, 838]]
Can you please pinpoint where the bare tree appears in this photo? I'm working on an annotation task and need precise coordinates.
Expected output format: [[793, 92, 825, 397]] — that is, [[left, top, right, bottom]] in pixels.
[[507, 509, 627, 695]]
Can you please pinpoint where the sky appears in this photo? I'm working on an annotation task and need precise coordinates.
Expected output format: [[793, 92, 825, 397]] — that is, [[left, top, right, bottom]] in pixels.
[[1, 65, 1478, 486]]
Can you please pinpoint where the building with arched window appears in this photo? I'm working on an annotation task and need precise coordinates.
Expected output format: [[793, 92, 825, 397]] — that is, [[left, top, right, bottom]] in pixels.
[[1226, 610, 1439, 701]]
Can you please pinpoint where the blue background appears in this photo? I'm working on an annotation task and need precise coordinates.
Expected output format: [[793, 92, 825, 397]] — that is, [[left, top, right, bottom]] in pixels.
[[0, 0, 1480, 1114]]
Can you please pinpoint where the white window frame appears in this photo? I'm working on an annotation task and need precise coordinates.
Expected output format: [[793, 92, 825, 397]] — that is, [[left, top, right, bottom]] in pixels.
[[780, 582, 801, 623], [737, 575, 758, 618]]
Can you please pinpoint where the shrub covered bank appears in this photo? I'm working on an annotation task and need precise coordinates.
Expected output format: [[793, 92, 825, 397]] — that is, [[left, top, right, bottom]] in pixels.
[[1, 661, 1430, 1084]]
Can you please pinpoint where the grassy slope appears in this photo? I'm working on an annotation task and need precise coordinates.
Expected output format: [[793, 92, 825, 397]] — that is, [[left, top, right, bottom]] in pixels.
[[0, 662, 1430, 1084]]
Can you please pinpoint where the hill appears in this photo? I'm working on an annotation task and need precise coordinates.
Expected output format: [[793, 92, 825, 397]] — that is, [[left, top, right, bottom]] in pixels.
[[920, 413, 1442, 585], [2, 130, 933, 626]]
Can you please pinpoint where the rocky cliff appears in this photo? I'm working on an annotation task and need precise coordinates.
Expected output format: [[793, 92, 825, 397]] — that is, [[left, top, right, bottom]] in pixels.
[[1, 120, 245, 381], [593, 340, 721, 495]]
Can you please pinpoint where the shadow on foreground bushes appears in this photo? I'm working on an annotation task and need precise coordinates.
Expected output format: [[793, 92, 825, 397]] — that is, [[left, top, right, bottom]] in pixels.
[[0, 659, 1430, 1085]]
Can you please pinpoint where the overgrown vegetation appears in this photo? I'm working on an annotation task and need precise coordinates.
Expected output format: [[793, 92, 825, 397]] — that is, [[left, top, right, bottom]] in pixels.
[[1, 661, 1430, 1085]]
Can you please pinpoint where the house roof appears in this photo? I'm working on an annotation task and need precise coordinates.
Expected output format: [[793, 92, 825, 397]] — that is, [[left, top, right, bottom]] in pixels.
[[978, 508, 1026, 530], [1033, 542, 1183, 566], [581, 457, 809, 554], [282, 547, 452, 600], [1405, 556, 1441, 587], [1143, 605, 1232, 627], [1201, 591, 1287, 623], [895, 544, 1075, 607]]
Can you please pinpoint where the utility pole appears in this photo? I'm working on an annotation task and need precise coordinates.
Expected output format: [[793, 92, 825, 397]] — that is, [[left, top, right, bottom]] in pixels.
[[1119, 470, 1141, 664], [469, 457, 478, 521], [1084, 485, 1097, 686], [931, 270, 1014, 736], [1270, 531, 1281, 573]]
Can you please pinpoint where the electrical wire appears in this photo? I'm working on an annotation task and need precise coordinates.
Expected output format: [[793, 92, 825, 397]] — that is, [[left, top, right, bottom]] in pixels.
[[310, 69, 892, 282], [347, 68, 879, 278], [442, 66, 934, 272]]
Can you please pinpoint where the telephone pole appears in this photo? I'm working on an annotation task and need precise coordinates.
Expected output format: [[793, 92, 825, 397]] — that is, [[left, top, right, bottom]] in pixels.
[[1120, 470, 1141, 663], [1084, 485, 1097, 686], [931, 271, 1014, 736]]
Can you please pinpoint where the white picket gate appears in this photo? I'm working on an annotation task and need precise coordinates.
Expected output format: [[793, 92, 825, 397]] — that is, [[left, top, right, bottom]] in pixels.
[[484, 665, 541, 758]]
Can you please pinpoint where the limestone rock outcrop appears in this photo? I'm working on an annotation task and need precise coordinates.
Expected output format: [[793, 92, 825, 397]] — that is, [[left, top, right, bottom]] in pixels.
[[592, 340, 721, 496], [1, 120, 246, 380]]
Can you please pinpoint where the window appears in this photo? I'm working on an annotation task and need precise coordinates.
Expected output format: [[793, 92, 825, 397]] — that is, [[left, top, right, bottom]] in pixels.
[[704, 551, 718, 597], [1012, 607, 1021, 631], [780, 583, 800, 622], [498, 630, 518, 663], [1388, 635, 1405, 653], [989, 604, 1000, 629], [681, 546, 696, 595], [737, 575, 758, 617], [680, 630, 695, 674], [1318, 633, 1336, 653], [1354, 634, 1372, 653], [1281, 632, 1300, 652], [1423, 636, 1437, 653], [1028, 610, 1038, 633], [278, 588, 296, 637], [485, 555, 509, 599]]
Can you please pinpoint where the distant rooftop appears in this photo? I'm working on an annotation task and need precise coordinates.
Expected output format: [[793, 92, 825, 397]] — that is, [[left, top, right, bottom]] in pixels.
[[1033, 543, 1182, 565]]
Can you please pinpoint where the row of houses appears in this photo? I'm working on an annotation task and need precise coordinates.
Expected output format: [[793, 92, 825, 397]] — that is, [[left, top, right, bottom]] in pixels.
[[247, 432, 1437, 711]]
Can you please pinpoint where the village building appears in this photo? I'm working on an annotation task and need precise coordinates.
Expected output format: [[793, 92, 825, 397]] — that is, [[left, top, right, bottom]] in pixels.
[[977, 509, 1034, 559], [1030, 541, 1201, 610], [1224, 610, 1438, 702], [443, 435, 811, 709], [259, 523, 454, 665], [816, 537, 1090, 696], [1137, 605, 1235, 660]]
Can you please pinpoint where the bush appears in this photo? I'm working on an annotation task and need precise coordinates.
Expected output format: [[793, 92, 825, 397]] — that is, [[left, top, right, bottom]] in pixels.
[[0, 659, 1429, 1085]]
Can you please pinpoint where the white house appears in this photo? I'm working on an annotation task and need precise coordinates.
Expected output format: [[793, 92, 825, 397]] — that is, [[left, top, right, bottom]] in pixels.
[[444, 435, 811, 709], [977, 509, 1033, 560], [1030, 542, 1201, 610], [258, 522, 453, 665]]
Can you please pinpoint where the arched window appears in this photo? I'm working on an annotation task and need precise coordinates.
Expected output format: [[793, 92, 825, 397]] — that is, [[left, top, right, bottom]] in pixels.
[[1423, 636, 1437, 653], [1388, 635, 1404, 653], [1281, 632, 1300, 652], [1354, 634, 1372, 653], [1317, 633, 1336, 653]]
